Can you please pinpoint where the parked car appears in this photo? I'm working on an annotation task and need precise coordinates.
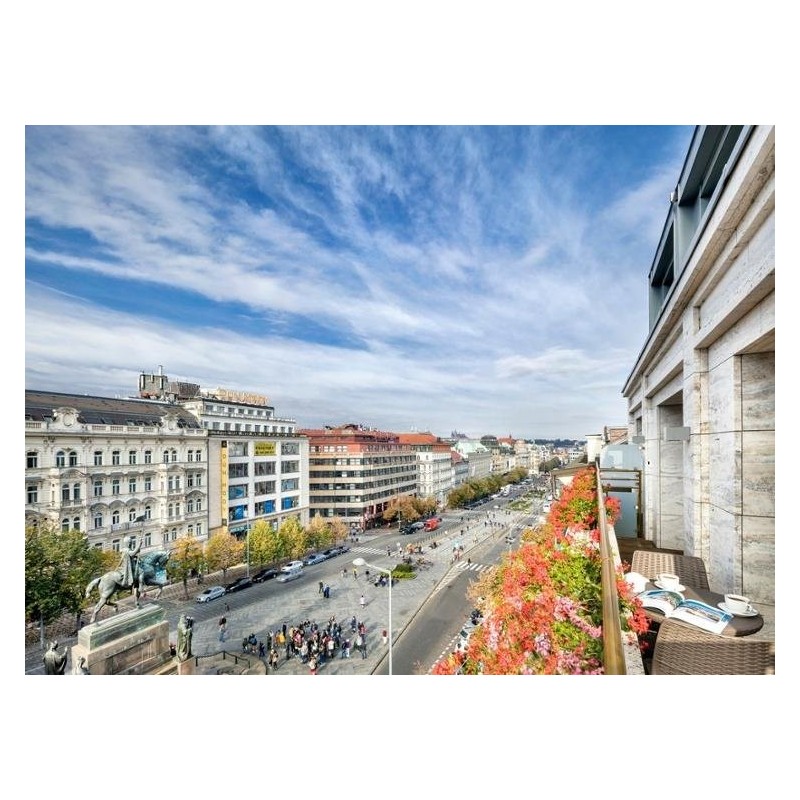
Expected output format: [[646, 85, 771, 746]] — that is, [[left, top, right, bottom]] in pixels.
[[252, 567, 278, 583], [411, 521, 425, 531], [277, 568, 304, 583], [280, 560, 304, 573], [225, 576, 253, 593], [303, 553, 326, 566], [195, 585, 226, 603]]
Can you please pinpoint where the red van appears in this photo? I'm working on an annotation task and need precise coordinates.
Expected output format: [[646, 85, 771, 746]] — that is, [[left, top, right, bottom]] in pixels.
[[424, 517, 440, 532]]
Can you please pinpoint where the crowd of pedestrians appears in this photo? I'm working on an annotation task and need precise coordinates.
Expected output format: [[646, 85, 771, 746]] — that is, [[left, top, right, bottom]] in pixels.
[[231, 614, 370, 674]]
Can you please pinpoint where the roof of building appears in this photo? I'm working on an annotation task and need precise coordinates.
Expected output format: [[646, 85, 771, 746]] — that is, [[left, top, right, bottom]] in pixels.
[[25, 390, 202, 428]]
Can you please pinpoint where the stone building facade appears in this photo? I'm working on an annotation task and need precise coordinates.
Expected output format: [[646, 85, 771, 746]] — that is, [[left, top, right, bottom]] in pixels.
[[622, 125, 775, 604]]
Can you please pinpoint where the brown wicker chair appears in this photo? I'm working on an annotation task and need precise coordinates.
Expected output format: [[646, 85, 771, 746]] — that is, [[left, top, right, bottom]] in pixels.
[[650, 619, 775, 675], [631, 550, 710, 590]]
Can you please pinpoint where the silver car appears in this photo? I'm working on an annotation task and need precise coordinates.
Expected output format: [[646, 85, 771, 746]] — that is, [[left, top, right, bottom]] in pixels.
[[277, 568, 304, 583], [195, 585, 226, 603]]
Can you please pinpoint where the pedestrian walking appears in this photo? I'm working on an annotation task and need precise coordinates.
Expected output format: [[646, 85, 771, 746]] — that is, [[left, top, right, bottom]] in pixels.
[[353, 567, 358, 579], [309, 656, 317, 675], [218, 616, 227, 642], [360, 594, 366, 609], [382, 629, 388, 645], [319, 580, 324, 594]]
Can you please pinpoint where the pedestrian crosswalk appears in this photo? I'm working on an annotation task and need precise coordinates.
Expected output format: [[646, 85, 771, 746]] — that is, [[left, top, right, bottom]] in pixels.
[[454, 561, 494, 574]]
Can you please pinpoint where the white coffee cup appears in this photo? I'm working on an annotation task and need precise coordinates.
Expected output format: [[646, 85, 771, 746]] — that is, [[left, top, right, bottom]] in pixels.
[[625, 572, 647, 594], [657, 572, 681, 590], [724, 594, 752, 614]]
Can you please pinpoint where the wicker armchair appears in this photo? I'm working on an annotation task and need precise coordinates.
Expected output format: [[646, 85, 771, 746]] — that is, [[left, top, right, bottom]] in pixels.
[[651, 619, 775, 675], [631, 550, 710, 590]]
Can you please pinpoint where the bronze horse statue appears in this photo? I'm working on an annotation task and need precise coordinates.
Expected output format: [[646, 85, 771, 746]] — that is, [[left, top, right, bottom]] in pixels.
[[85, 550, 170, 623]]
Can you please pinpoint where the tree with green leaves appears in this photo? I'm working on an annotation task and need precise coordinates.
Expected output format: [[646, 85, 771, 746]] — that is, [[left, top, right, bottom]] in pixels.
[[169, 536, 205, 599], [204, 531, 245, 581], [25, 523, 111, 646], [248, 519, 281, 567], [277, 516, 306, 560]]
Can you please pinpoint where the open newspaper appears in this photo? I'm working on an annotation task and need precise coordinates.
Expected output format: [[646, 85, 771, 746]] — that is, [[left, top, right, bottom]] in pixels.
[[638, 589, 733, 634]]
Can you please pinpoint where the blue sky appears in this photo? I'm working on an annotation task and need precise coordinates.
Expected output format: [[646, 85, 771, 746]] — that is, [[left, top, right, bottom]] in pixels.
[[25, 125, 694, 439]]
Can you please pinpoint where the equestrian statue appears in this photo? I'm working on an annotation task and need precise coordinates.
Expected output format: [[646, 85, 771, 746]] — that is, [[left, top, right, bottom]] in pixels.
[[85, 535, 170, 623]]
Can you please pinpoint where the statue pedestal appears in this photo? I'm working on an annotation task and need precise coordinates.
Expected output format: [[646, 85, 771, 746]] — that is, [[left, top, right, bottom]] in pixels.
[[175, 657, 196, 675], [71, 604, 174, 675]]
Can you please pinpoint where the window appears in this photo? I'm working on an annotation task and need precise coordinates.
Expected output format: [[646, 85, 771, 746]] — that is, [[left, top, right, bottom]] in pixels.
[[144, 532, 152, 547], [112, 510, 120, 525], [168, 503, 174, 519], [144, 476, 152, 492], [196, 498, 202, 512], [61, 484, 70, 502], [94, 450, 103, 466], [61, 518, 70, 532], [196, 523, 203, 538], [187, 450, 193, 462], [112, 479, 120, 496], [187, 474, 194, 488], [195, 473, 203, 487], [27, 485, 38, 504], [163, 450, 170, 463], [187, 498, 195, 513], [144, 505, 152, 520], [93, 480, 103, 497], [144, 450, 152, 464], [56, 451, 66, 468], [129, 508, 137, 522], [112, 450, 121, 466], [128, 477, 137, 494], [194, 449, 202, 462], [171, 529, 178, 541], [129, 450, 137, 465], [162, 532, 169, 545], [73, 483, 81, 501], [69, 451, 78, 467], [187, 524, 194, 536], [73, 516, 80, 531], [94, 512, 103, 529], [27, 451, 38, 469], [172, 449, 178, 463]]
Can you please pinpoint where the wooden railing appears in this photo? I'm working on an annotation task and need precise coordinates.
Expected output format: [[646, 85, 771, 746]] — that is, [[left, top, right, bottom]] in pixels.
[[596, 463, 626, 674]]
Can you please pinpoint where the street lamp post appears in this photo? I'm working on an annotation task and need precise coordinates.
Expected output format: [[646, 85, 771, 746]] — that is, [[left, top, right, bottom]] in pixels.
[[352, 556, 392, 675]]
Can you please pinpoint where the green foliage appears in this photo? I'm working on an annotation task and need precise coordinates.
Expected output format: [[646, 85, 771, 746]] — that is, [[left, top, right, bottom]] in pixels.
[[204, 531, 245, 579], [25, 523, 107, 625], [248, 519, 281, 566]]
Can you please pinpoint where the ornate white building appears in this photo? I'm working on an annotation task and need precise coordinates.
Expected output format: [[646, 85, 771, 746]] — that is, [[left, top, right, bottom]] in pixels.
[[25, 390, 208, 554]]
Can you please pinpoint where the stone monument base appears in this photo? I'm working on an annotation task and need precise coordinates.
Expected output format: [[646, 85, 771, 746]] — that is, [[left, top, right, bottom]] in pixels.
[[71, 604, 175, 675]]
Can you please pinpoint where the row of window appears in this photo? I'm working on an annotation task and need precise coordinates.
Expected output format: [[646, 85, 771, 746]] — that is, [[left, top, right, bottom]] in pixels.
[[26, 472, 205, 505], [60, 517, 204, 541], [227, 460, 300, 479], [91, 498, 204, 529], [26, 448, 205, 469]]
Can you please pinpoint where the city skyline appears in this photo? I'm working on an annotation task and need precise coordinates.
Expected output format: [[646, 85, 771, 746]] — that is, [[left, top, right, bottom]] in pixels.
[[25, 125, 693, 439]]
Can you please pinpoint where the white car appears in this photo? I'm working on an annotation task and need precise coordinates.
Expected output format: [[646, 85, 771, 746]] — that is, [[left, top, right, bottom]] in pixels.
[[277, 568, 304, 583], [195, 585, 226, 603], [281, 560, 304, 573]]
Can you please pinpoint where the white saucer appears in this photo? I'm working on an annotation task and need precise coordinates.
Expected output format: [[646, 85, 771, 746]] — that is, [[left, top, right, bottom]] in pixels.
[[718, 601, 758, 617], [654, 580, 685, 592]]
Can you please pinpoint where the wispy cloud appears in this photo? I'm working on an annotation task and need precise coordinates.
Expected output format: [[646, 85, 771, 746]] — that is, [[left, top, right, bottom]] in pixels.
[[25, 125, 694, 438]]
